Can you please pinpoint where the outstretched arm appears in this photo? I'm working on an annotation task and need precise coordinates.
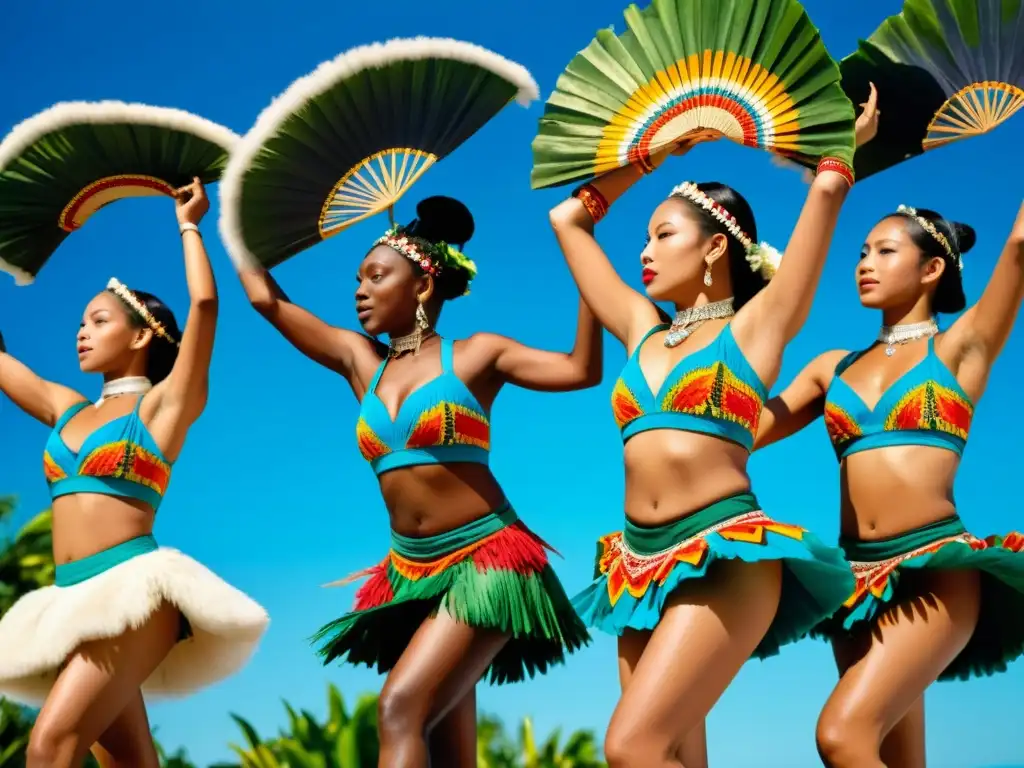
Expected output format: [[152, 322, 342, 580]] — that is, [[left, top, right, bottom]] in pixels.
[[743, 85, 878, 345], [0, 330, 84, 427], [474, 297, 603, 392], [548, 157, 668, 348], [755, 350, 845, 450], [949, 202, 1024, 361], [155, 179, 218, 426], [237, 263, 375, 382]]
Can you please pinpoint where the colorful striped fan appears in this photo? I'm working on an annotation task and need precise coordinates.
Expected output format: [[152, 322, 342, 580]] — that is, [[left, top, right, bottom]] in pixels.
[[530, 0, 857, 189], [219, 38, 538, 271], [841, 0, 1024, 179], [0, 102, 237, 285]]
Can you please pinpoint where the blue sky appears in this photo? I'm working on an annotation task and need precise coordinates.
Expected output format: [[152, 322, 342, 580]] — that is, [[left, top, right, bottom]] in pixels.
[[1, 1, 1022, 766]]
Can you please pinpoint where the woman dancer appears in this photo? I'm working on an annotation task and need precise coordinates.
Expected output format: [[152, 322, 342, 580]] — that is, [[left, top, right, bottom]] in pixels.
[[757, 199, 1024, 767], [555, 99, 877, 768], [0, 178, 268, 768], [235, 195, 597, 767]]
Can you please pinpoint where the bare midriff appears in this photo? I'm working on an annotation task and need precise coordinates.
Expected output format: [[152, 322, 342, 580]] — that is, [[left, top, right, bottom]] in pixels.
[[839, 445, 959, 541], [623, 429, 751, 527], [51, 495, 156, 564], [378, 463, 507, 538]]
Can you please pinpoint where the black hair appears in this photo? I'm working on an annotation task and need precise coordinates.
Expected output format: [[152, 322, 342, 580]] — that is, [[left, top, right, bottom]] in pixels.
[[674, 182, 766, 310], [108, 288, 182, 383], [403, 196, 476, 301], [887, 209, 975, 314]]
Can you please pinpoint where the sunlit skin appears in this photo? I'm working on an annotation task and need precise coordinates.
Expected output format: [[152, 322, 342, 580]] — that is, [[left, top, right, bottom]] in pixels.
[[758, 202, 1024, 768], [0, 178, 217, 768], [549, 104, 868, 764], [238, 217, 602, 768]]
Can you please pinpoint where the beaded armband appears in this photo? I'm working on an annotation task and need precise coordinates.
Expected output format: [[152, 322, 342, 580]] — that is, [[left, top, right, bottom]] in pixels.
[[816, 156, 855, 187], [573, 184, 610, 224]]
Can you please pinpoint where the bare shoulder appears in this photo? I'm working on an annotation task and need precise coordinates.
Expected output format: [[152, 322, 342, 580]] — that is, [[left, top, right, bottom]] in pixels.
[[459, 332, 511, 365], [808, 348, 851, 384]]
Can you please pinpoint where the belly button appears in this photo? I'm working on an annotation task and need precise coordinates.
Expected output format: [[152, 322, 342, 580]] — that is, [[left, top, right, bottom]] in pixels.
[[868, 522, 876, 531]]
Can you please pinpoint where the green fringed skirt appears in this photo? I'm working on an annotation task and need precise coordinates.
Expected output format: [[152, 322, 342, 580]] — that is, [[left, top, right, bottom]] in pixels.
[[814, 516, 1024, 681], [312, 503, 590, 684]]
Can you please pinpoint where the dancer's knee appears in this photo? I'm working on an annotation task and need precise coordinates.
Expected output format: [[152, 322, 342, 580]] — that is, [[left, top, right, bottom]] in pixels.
[[26, 717, 81, 768], [816, 708, 878, 768], [377, 678, 428, 743], [604, 719, 674, 768]]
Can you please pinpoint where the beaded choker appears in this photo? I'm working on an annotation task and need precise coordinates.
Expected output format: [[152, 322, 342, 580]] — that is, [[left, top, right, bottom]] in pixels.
[[665, 298, 735, 348], [97, 376, 152, 407], [878, 318, 938, 357]]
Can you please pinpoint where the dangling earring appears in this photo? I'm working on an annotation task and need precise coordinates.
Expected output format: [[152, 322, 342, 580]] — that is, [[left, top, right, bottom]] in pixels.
[[703, 264, 713, 287], [415, 302, 430, 331]]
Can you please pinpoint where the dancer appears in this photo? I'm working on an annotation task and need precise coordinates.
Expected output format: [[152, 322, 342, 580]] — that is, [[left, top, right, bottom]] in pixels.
[[235, 195, 597, 767], [757, 199, 1024, 767], [555, 97, 878, 767], [0, 179, 268, 768]]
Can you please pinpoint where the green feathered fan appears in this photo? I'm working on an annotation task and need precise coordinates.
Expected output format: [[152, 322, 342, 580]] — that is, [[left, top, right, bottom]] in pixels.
[[841, 0, 1024, 180], [530, 0, 856, 189], [0, 102, 238, 285], [218, 38, 538, 272]]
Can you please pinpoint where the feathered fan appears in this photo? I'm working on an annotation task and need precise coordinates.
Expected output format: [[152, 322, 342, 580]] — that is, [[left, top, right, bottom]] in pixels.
[[530, 0, 857, 189], [841, 0, 1023, 180], [219, 38, 539, 271], [0, 102, 237, 285]]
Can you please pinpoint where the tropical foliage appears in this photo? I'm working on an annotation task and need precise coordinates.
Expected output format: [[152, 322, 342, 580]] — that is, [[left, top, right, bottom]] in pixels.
[[0, 497, 606, 767]]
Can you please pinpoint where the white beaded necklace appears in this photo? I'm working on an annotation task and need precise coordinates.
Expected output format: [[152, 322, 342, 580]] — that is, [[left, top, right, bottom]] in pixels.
[[878, 318, 938, 357], [96, 376, 151, 407]]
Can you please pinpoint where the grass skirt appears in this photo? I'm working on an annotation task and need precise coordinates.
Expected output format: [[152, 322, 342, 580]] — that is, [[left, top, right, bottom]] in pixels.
[[312, 504, 590, 685], [813, 516, 1024, 680], [572, 493, 856, 659], [0, 535, 269, 706]]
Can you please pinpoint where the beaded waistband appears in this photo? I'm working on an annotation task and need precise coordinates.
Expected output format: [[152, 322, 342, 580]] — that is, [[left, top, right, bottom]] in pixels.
[[624, 492, 760, 556]]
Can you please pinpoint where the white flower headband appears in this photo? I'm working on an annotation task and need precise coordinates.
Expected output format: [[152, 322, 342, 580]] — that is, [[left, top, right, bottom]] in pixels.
[[106, 278, 179, 346], [896, 205, 962, 271], [669, 182, 782, 280]]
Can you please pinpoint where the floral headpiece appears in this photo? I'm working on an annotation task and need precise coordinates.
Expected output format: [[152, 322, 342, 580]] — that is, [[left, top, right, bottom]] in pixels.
[[374, 226, 478, 295], [669, 182, 782, 280], [896, 205, 962, 271], [106, 278, 179, 346]]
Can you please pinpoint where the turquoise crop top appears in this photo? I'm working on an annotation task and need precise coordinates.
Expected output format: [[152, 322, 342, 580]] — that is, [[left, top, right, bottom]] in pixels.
[[356, 338, 491, 476], [610, 323, 768, 451], [823, 336, 975, 460], [43, 398, 173, 511]]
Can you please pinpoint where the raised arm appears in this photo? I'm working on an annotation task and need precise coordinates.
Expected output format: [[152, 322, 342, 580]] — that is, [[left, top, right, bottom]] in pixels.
[[548, 160, 665, 347], [0, 330, 84, 427], [744, 85, 878, 344], [237, 260, 373, 381], [472, 296, 603, 392], [154, 178, 218, 425], [755, 350, 846, 450], [949, 202, 1024, 361]]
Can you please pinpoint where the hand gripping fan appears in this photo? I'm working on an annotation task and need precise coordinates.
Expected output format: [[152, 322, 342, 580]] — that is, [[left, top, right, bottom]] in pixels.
[[840, 0, 1024, 180], [218, 38, 539, 271], [530, 0, 857, 189], [0, 102, 238, 285]]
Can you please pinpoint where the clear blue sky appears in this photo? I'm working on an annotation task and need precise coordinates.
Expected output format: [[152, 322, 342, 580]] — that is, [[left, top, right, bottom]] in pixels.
[[1, 1, 1021, 766]]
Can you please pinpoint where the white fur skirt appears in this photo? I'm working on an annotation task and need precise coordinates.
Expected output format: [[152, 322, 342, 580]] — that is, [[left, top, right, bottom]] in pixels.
[[0, 542, 269, 706]]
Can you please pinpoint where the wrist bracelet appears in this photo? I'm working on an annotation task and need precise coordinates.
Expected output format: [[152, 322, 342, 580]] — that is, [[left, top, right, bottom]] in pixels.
[[180, 222, 201, 236], [816, 157, 855, 187], [572, 184, 610, 223]]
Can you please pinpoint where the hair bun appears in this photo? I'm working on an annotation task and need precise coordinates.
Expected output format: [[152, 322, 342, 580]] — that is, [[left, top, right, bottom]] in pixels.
[[950, 221, 977, 255], [409, 196, 475, 246]]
